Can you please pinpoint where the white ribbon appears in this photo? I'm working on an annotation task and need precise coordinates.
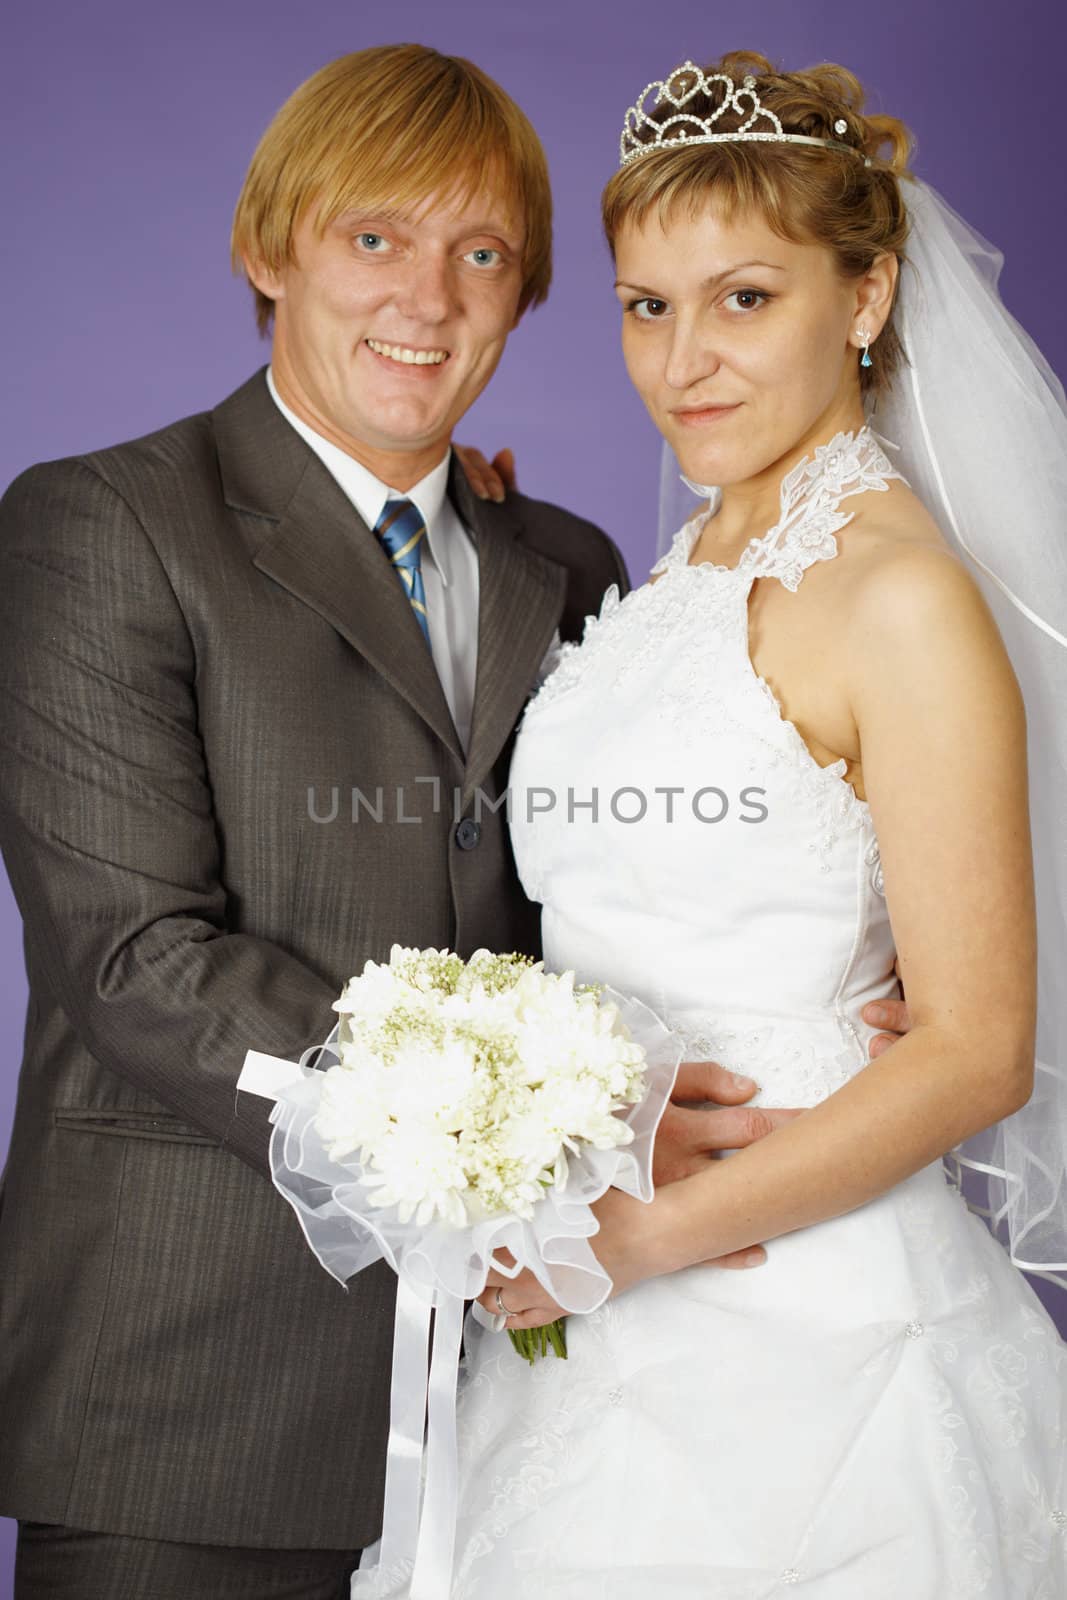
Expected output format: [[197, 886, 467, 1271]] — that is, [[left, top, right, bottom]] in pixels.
[[413, 1289, 464, 1594], [380, 1280, 433, 1571], [237, 990, 683, 1599]]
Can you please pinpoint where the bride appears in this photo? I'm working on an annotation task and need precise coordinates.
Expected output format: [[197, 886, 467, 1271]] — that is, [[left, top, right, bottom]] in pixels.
[[364, 50, 1067, 1598]]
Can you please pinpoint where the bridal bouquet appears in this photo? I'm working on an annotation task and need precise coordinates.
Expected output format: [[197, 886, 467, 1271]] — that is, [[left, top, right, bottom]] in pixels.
[[237, 946, 681, 1598], [318, 947, 647, 1360]]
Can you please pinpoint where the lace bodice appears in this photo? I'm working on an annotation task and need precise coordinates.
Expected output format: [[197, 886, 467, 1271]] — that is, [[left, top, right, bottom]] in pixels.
[[508, 426, 904, 1107]]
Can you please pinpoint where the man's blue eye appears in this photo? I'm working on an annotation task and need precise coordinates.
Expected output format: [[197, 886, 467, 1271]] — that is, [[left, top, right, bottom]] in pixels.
[[358, 233, 387, 251], [468, 248, 501, 267]]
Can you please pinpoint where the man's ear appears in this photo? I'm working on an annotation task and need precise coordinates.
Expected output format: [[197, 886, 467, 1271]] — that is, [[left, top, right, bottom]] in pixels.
[[243, 253, 286, 303]]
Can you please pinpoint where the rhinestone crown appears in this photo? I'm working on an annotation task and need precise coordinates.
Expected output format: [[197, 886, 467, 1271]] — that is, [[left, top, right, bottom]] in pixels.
[[619, 60, 873, 170]]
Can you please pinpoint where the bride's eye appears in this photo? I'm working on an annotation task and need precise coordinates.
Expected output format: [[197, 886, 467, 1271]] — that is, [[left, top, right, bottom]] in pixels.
[[628, 297, 671, 321], [723, 288, 772, 312], [355, 232, 392, 254]]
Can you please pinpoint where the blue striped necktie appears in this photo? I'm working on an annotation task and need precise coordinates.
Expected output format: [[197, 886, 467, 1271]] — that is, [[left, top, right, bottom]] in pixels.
[[374, 498, 432, 651]]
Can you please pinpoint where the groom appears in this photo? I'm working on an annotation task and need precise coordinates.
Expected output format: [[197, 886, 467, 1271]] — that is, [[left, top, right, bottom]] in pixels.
[[0, 43, 906, 1598]]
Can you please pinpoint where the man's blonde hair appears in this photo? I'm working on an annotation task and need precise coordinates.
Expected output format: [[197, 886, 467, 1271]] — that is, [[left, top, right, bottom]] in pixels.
[[231, 44, 553, 334]]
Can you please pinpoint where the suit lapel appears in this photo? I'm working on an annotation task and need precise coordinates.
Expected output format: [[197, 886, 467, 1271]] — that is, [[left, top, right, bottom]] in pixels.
[[451, 461, 567, 805], [213, 371, 464, 765], [213, 371, 568, 787]]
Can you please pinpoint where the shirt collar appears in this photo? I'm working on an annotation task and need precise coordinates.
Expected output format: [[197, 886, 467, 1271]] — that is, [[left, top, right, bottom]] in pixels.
[[266, 366, 456, 586]]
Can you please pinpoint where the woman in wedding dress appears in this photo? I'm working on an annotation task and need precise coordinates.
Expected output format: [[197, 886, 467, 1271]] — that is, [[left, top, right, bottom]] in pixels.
[[437, 52, 1067, 1599]]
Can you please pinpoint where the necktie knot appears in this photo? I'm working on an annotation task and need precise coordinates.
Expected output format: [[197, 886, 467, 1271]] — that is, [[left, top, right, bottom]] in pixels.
[[374, 498, 432, 650], [376, 498, 426, 569]]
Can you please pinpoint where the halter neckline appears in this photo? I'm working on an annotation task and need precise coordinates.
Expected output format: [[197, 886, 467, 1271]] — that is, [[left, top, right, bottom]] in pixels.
[[657, 424, 905, 593]]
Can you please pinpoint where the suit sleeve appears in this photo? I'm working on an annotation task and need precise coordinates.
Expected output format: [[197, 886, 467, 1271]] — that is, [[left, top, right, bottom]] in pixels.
[[0, 459, 337, 1177]]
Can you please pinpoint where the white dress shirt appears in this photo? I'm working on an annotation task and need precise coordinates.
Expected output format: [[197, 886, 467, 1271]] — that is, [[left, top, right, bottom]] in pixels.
[[266, 367, 480, 752]]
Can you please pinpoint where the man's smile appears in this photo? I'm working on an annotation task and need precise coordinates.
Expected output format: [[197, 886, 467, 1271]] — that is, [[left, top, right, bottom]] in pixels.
[[365, 338, 450, 367]]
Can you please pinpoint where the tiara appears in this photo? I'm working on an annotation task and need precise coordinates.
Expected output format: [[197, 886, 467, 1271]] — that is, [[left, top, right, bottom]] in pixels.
[[619, 60, 873, 169]]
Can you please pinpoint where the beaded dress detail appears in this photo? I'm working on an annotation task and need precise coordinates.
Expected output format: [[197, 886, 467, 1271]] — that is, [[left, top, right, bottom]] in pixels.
[[374, 428, 1066, 1598]]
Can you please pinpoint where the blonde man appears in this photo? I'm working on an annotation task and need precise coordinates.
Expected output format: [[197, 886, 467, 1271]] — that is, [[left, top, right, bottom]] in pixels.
[[0, 45, 627, 1599]]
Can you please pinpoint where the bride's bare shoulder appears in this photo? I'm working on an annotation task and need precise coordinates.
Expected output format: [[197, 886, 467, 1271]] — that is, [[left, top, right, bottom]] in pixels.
[[842, 481, 1016, 679], [842, 479, 968, 599]]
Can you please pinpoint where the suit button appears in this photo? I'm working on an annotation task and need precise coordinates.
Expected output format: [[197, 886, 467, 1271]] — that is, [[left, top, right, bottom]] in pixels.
[[455, 818, 481, 850]]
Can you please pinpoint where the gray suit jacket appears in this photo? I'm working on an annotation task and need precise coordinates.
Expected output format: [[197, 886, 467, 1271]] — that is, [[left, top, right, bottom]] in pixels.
[[0, 368, 628, 1548]]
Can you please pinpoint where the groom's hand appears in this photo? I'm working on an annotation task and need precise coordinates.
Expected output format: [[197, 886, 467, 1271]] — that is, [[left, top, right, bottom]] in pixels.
[[861, 997, 913, 1058], [861, 959, 913, 1059], [655, 1061, 802, 1184], [655, 1061, 804, 1270]]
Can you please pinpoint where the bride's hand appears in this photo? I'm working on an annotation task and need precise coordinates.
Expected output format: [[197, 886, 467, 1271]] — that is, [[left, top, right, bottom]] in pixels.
[[477, 1251, 569, 1332], [453, 444, 517, 502], [474, 1196, 674, 1332], [475, 1186, 757, 1331]]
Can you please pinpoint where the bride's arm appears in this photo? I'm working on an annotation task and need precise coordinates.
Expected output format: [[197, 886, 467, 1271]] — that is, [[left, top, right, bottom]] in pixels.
[[641, 541, 1036, 1277]]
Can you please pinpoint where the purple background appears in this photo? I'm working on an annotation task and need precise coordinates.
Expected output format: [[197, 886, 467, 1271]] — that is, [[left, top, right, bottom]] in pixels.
[[2, 0, 1064, 1582]]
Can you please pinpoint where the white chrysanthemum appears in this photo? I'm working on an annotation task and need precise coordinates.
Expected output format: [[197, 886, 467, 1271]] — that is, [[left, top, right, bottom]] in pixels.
[[362, 1121, 471, 1226], [333, 962, 409, 1030], [386, 1038, 470, 1122], [317, 1058, 393, 1160]]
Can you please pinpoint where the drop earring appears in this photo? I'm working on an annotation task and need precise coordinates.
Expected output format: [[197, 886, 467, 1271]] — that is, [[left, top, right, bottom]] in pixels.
[[857, 325, 874, 368]]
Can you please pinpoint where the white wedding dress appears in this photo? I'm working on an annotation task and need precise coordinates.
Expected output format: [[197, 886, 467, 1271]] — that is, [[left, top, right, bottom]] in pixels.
[[444, 428, 1067, 1598]]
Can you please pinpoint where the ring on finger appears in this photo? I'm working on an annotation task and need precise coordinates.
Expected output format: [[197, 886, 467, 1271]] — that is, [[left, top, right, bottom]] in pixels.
[[494, 1286, 513, 1318]]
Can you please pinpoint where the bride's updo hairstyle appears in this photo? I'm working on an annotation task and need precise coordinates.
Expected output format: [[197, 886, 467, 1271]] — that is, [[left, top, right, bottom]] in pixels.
[[602, 51, 915, 399]]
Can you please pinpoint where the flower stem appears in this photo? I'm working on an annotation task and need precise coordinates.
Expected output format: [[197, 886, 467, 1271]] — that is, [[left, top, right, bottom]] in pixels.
[[508, 1318, 568, 1364]]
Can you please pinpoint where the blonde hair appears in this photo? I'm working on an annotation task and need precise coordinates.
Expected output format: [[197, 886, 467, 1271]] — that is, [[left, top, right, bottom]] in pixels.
[[602, 51, 915, 397], [231, 44, 553, 335]]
